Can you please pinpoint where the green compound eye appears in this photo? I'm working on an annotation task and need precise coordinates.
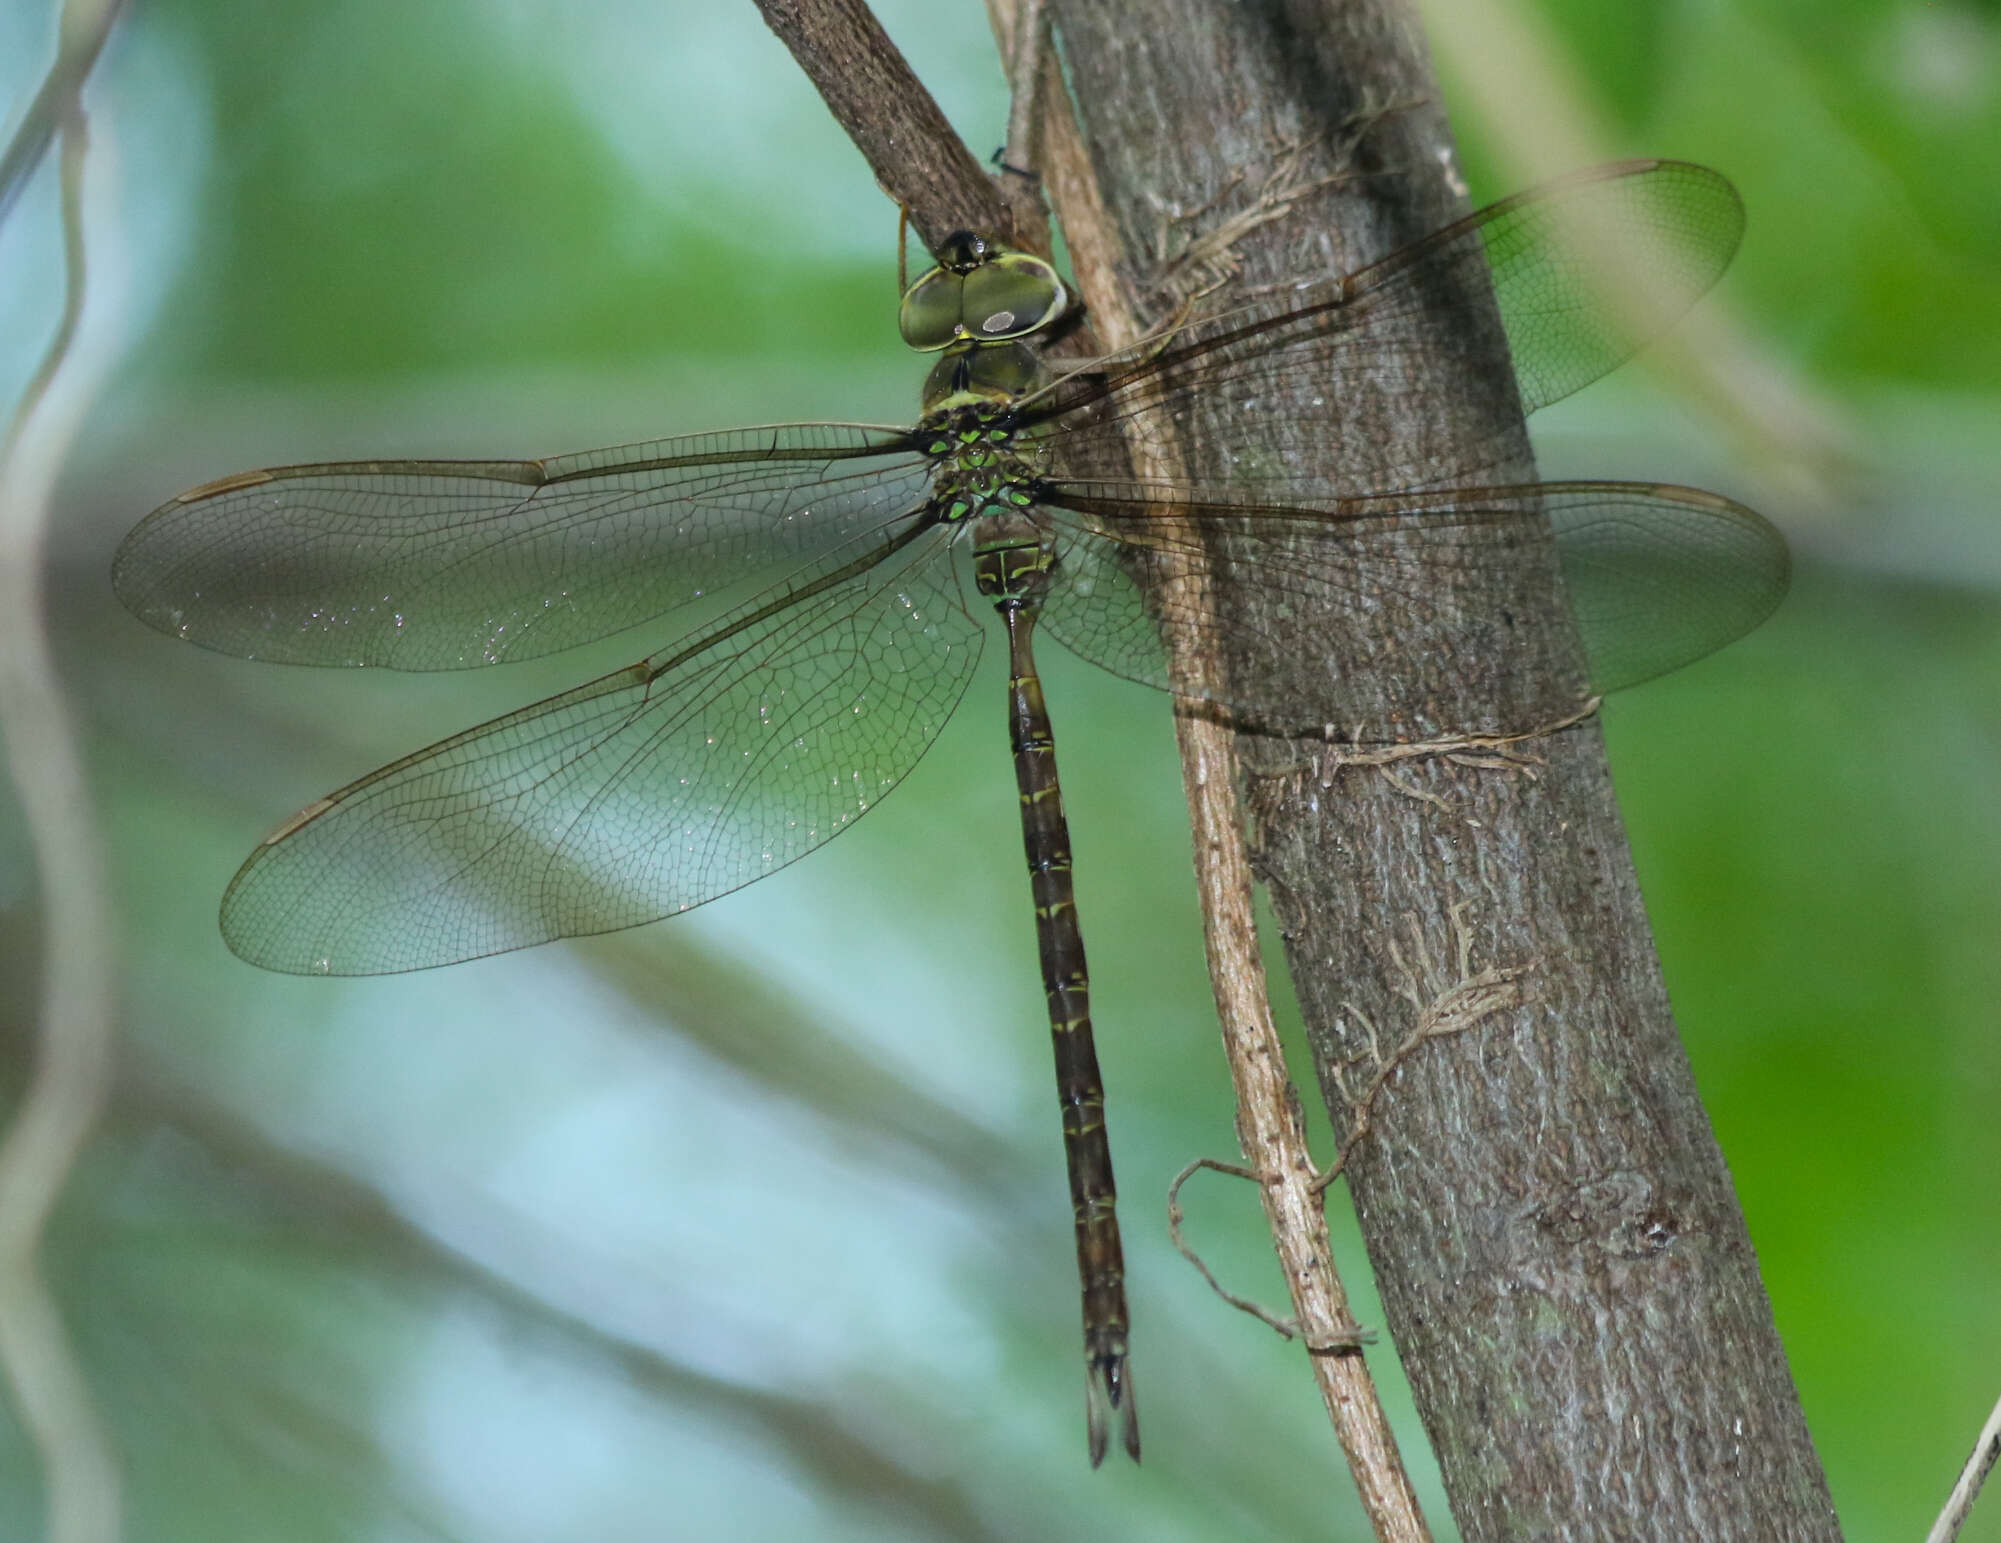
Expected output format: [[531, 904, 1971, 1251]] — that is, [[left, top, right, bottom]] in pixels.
[[958, 250, 1066, 340], [899, 239, 1068, 353]]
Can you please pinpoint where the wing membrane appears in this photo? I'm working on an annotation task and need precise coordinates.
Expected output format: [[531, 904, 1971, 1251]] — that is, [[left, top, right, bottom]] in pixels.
[[1411, 158, 1742, 415], [220, 524, 978, 973], [114, 423, 927, 669], [1035, 479, 1785, 736], [1033, 161, 1742, 491]]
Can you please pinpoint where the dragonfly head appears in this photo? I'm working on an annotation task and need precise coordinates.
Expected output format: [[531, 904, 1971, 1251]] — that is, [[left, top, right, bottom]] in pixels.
[[900, 234, 1070, 354]]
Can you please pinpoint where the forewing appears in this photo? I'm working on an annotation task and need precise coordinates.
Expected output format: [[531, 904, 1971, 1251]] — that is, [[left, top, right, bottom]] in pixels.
[[1471, 160, 1742, 415], [114, 424, 929, 669], [219, 523, 979, 974], [1033, 161, 1742, 491], [1035, 480, 1785, 736]]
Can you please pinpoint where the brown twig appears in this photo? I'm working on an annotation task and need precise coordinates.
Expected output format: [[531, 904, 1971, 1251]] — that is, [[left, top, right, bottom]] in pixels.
[[1165, 1157, 1377, 1349], [1165, 1158, 1308, 1337]]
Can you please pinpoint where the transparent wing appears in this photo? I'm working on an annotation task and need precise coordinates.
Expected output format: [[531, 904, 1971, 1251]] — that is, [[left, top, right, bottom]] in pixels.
[[219, 523, 979, 974], [114, 423, 930, 669], [1034, 479, 1786, 736], [1474, 161, 1741, 415], [1033, 160, 1743, 489]]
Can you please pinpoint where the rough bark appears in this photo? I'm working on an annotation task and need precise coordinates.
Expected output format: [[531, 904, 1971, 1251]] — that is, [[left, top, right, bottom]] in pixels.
[[1043, 1, 1842, 1537]]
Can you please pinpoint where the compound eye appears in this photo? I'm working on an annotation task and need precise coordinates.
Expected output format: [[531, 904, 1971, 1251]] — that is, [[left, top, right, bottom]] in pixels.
[[960, 252, 1067, 342], [899, 264, 966, 351], [901, 236, 1068, 353]]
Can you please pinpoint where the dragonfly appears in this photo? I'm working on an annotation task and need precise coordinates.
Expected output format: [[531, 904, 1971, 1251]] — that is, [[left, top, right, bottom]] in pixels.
[[114, 159, 1787, 1467]]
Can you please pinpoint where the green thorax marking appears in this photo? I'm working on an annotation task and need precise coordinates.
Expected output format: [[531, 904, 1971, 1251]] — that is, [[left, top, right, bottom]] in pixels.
[[920, 402, 1044, 528], [914, 402, 1053, 604]]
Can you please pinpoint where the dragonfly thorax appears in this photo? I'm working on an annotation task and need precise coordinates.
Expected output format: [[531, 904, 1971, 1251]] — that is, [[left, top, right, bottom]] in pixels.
[[920, 403, 1044, 526], [917, 338, 1045, 414]]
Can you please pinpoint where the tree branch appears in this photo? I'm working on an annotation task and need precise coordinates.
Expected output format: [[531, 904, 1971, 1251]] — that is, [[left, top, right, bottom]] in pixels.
[[750, 0, 1010, 252], [1039, 0, 1841, 1537]]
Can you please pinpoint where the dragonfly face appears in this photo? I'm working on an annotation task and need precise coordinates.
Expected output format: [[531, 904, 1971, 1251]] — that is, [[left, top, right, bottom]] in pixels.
[[113, 159, 1787, 1467]]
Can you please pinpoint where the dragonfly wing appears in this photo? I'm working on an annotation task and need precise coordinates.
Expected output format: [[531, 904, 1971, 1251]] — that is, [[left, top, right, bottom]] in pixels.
[[220, 523, 979, 973], [1035, 480, 1785, 737], [1031, 161, 1741, 492], [1373, 159, 1742, 416], [1037, 486, 1582, 737], [114, 423, 930, 669], [1547, 481, 1788, 692]]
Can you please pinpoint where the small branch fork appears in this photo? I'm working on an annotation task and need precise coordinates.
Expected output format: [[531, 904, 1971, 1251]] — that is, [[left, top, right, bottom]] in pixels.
[[1167, 906, 1532, 1339], [1166, 1157, 1371, 1344]]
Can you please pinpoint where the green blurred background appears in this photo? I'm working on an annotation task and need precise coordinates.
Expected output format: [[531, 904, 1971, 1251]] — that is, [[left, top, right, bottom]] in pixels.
[[2, 0, 1998, 1537]]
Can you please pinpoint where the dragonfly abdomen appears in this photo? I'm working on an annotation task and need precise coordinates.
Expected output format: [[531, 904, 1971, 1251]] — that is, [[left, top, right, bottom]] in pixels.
[[987, 532, 1140, 1465]]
